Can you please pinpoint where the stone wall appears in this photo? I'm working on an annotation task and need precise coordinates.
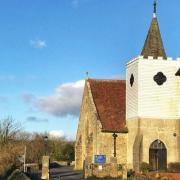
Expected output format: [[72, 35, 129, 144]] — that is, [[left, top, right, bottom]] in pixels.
[[96, 132, 127, 165], [75, 81, 102, 170], [85, 162, 127, 179], [127, 118, 180, 171]]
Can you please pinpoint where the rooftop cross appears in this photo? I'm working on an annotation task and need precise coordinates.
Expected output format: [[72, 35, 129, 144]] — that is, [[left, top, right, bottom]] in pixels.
[[86, 71, 89, 79], [153, 0, 157, 18]]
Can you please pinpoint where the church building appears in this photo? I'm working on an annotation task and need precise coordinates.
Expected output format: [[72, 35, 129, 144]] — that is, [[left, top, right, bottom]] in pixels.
[[75, 1, 180, 172]]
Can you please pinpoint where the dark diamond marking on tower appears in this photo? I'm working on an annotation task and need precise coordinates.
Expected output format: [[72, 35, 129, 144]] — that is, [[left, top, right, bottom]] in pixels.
[[130, 74, 134, 87], [175, 68, 180, 76], [154, 72, 167, 85]]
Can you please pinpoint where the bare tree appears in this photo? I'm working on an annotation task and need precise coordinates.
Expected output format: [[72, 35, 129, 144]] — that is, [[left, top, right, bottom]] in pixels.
[[0, 117, 21, 145], [0, 117, 23, 177]]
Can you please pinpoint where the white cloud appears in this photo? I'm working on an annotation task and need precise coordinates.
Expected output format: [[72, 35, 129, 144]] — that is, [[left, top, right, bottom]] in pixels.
[[37, 80, 85, 117], [30, 39, 47, 49], [49, 130, 65, 138], [23, 80, 85, 117]]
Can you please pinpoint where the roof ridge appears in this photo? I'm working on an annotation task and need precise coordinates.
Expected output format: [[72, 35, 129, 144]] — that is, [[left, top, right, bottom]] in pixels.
[[88, 78, 125, 82]]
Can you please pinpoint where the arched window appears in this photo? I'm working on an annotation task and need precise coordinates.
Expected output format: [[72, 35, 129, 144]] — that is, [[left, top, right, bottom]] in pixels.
[[150, 140, 166, 149]]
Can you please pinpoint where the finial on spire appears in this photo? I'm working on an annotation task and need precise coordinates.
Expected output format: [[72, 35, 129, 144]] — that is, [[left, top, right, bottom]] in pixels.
[[153, 0, 157, 18], [86, 71, 89, 79]]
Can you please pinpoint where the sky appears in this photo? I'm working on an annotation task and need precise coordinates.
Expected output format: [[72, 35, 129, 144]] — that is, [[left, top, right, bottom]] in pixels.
[[0, 0, 180, 139]]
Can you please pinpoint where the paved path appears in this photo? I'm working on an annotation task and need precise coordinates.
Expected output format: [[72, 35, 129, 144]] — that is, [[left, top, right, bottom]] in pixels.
[[30, 163, 83, 180], [50, 165, 83, 180]]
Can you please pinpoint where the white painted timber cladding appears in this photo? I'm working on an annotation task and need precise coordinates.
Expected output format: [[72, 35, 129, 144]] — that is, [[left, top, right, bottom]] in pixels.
[[126, 57, 180, 120], [126, 59, 139, 119]]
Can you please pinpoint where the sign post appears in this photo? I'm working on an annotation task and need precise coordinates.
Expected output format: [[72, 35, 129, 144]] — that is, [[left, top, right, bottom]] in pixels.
[[24, 146, 26, 173]]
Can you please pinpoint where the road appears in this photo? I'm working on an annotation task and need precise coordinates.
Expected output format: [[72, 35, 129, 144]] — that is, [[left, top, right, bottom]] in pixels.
[[50, 165, 83, 180], [30, 163, 83, 180]]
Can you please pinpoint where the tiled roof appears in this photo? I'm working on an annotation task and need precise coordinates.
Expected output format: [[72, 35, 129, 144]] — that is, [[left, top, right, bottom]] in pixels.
[[88, 79, 126, 133], [141, 16, 167, 59]]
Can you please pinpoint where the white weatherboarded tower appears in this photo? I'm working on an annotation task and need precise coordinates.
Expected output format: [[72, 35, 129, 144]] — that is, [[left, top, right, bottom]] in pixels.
[[126, 1, 180, 171]]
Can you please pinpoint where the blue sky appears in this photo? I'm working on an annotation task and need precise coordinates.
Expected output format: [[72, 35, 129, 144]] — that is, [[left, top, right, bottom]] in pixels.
[[0, 0, 179, 139]]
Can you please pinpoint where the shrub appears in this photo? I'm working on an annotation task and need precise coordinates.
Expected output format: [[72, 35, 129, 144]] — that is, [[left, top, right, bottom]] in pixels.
[[140, 162, 151, 173], [155, 173, 161, 179], [87, 176, 122, 179], [168, 162, 180, 172], [161, 176, 169, 180], [127, 169, 135, 177], [0, 165, 16, 180], [124, 177, 133, 180], [0, 143, 24, 177], [7, 169, 30, 180]]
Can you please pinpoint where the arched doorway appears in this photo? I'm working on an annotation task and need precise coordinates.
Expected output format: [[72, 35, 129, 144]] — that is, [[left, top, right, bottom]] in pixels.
[[149, 140, 167, 171]]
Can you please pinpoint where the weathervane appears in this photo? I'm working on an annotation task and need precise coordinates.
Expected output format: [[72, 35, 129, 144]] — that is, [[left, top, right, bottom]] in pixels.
[[153, 0, 157, 17], [86, 71, 89, 79]]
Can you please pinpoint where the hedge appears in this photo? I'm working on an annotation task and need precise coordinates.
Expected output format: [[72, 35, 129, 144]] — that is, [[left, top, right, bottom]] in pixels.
[[168, 162, 180, 173], [7, 169, 31, 180]]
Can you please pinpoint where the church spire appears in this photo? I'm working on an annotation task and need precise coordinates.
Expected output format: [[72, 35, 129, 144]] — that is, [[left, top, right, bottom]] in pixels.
[[141, 0, 167, 59]]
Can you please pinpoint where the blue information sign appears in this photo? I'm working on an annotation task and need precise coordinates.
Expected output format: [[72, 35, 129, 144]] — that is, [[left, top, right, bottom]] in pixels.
[[94, 155, 106, 164]]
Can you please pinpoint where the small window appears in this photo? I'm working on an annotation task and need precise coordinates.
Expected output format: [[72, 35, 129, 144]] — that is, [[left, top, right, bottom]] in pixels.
[[175, 68, 180, 76]]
